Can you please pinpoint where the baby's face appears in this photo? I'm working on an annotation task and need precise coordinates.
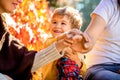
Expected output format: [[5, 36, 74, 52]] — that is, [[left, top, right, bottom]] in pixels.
[[50, 14, 72, 37]]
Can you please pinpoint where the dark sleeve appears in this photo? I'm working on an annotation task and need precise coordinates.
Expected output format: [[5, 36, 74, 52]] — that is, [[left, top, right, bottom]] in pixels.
[[0, 33, 37, 80]]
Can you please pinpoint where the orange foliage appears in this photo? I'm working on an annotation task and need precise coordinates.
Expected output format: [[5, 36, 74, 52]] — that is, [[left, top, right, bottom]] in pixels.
[[9, 0, 51, 51]]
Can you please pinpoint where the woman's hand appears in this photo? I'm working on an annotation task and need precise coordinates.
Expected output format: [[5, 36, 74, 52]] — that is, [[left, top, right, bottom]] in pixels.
[[55, 30, 75, 52]]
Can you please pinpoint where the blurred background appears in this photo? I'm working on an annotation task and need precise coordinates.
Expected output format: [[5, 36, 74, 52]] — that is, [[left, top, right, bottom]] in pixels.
[[5, 0, 101, 51]]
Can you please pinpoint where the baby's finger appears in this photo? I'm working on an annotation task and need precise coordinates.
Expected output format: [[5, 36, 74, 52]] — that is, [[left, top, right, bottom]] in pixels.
[[64, 54, 71, 58]]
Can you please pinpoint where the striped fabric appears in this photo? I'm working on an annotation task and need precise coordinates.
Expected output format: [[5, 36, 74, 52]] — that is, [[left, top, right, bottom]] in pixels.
[[31, 42, 64, 72]]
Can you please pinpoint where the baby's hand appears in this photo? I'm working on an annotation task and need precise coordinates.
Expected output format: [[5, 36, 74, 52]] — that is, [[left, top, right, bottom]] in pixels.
[[64, 47, 82, 68]]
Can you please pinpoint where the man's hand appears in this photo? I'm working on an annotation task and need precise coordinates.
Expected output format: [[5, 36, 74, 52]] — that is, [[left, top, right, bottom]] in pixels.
[[63, 29, 92, 53], [72, 30, 92, 53], [56, 29, 92, 53]]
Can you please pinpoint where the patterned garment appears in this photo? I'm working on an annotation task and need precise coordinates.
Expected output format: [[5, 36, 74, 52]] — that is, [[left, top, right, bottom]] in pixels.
[[57, 58, 83, 80]]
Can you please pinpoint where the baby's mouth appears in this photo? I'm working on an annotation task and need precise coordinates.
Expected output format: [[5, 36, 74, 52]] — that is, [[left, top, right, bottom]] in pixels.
[[53, 30, 62, 34]]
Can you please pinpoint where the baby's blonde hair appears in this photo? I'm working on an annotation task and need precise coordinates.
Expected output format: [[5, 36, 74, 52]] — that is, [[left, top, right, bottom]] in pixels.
[[52, 6, 83, 29]]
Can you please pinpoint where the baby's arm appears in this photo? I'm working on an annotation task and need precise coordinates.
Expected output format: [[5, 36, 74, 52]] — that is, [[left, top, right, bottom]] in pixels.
[[64, 47, 83, 68]]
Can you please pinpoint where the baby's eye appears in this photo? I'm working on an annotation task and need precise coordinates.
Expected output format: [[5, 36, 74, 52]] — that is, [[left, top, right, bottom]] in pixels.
[[52, 21, 57, 24], [61, 22, 66, 25]]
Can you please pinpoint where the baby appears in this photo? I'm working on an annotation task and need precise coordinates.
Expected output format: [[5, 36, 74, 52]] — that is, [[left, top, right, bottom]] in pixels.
[[42, 6, 84, 80]]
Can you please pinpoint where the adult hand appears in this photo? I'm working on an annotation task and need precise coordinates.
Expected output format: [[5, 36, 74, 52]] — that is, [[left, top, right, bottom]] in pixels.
[[56, 29, 92, 53], [64, 29, 92, 53], [55, 31, 74, 52]]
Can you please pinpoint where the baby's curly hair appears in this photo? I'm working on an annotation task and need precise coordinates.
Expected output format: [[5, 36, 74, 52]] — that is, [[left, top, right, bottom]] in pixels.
[[52, 6, 83, 29]]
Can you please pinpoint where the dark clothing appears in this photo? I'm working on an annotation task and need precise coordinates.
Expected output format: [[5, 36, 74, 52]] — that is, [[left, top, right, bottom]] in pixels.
[[83, 63, 120, 80], [0, 16, 36, 80]]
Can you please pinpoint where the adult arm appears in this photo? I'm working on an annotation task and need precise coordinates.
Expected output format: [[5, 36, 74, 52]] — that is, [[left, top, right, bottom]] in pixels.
[[70, 14, 106, 53], [31, 42, 64, 72]]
